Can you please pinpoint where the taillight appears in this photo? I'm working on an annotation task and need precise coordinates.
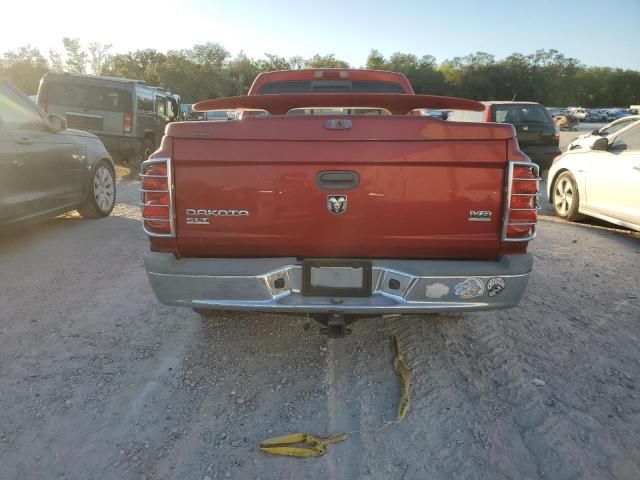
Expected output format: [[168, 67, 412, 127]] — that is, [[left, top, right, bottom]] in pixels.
[[124, 113, 132, 134], [502, 161, 540, 242], [140, 158, 174, 237]]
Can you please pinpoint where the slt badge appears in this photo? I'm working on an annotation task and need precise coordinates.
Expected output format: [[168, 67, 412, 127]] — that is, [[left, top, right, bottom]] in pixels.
[[327, 195, 347, 215]]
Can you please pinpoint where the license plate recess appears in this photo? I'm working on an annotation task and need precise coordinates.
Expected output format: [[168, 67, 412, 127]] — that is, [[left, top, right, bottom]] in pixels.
[[302, 260, 372, 297]]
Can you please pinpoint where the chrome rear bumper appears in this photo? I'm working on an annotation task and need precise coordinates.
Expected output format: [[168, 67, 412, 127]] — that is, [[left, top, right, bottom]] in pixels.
[[144, 253, 533, 315]]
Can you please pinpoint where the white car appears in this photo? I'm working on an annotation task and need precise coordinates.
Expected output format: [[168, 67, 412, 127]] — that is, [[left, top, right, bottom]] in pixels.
[[567, 115, 640, 151], [568, 107, 587, 120], [547, 121, 640, 231]]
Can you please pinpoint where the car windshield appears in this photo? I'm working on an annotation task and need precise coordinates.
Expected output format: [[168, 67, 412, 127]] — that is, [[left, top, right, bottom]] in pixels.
[[492, 104, 550, 124]]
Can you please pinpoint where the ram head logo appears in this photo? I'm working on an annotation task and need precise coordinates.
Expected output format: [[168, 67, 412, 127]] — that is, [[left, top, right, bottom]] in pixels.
[[327, 195, 347, 215]]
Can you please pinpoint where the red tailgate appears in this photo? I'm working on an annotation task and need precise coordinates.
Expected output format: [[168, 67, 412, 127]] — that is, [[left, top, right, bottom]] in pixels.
[[169, 116, 511, 260]]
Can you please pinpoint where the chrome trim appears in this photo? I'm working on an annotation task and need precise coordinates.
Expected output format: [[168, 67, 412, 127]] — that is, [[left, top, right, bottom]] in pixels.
[[144, 254, 534, 314], [140, 158, 175, 238], [501, 161, 540, 242], [140, 202, 170, 208]]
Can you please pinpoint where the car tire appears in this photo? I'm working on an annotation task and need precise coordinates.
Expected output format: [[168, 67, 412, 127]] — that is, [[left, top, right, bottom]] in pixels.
[[77, 160, 116, 218], [551, 171, 585, 222], [130, 138, 155, 172]]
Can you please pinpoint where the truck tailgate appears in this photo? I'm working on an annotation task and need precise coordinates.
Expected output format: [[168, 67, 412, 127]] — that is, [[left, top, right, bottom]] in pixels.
[[169, 116, 511, 259]]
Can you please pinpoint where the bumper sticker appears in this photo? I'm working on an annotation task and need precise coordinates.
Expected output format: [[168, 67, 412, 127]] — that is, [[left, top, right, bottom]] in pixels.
[[487, 277, 506, 297], [425, 283, 450, 299], [454, 278, 484, 299]]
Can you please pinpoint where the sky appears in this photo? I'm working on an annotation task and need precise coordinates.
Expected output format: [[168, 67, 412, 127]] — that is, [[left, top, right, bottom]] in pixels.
[[2, 0, 640, 69]]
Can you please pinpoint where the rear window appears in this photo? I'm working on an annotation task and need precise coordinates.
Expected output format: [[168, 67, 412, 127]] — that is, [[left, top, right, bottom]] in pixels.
[[137, 92, 154, 113], [45, 81, 132, 113], [257, 80, 405, 94], [288, 108, 389, 116], [491, 104, 550, 124]]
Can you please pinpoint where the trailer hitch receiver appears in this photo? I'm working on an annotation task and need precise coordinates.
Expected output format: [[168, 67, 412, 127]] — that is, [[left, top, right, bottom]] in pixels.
[[317, 312, 351, 338]]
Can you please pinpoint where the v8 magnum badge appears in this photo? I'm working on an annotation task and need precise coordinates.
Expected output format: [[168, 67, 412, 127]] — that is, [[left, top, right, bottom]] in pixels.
[[468, 210, 492, 222], [454, 278, 485, 299], [327, 195, 347, 215]]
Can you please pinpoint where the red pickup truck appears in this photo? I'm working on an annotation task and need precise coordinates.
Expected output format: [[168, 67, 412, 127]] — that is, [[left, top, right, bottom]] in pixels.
[[140, 69, 539, 336]]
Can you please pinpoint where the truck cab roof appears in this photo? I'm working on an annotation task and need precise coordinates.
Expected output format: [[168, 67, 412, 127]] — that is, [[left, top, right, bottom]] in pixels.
[[248, 69, 414, 95]]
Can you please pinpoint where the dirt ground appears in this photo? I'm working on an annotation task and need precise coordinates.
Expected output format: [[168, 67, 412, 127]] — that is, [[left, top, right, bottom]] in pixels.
[[1, 160, 639, 479]]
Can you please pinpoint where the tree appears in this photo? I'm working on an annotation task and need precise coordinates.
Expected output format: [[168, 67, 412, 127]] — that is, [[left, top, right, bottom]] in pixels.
[[62, 37, 88, 73], [227, 51, 260, 95], [48, 49, 64, 73], [3, 40, 639, 107], [107, 49, 166, 84], [189, 43, 230, 67], [366, 49, 386, 70], [304, 54, 349, 68], [88, 42, 112, 75], [288, 56, 305, 70], [0, 46, 48, 94], [257, 53, 293, 72], [365, 50, 446, 94]]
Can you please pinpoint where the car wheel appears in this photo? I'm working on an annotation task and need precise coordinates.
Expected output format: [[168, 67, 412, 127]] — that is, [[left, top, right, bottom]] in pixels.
[[552, 172, 584, 222], [77, 160, 116, 218], [129, 138, 155, 172]]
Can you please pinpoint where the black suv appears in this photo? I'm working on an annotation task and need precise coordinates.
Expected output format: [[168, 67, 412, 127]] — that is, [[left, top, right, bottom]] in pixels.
[[448, 101, 561, 171], [485, 101, 560, 170], [37, 73, 181, 166]]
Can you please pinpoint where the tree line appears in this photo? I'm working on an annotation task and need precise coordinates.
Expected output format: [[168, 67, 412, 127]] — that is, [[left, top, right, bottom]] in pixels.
[[1, 38, 639, 107]]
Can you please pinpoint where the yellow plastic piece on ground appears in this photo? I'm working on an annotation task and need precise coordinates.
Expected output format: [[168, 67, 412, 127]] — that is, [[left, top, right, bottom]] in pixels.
[[392, 335, 412, 421], [259, 432, 348, 457]]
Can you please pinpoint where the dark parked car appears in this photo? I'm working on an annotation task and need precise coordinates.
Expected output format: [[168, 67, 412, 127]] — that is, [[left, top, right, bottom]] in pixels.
[[37, 72, 180, 166], [448, 101, 561, 171], [0, 80, 116, 225]]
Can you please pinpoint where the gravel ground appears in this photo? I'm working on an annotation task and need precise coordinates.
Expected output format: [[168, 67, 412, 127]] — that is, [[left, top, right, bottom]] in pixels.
[[1, 165, 639, 480]]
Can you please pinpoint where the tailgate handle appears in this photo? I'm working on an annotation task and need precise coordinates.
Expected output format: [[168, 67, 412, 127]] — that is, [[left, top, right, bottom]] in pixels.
[[316, 171, 360, 190]]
